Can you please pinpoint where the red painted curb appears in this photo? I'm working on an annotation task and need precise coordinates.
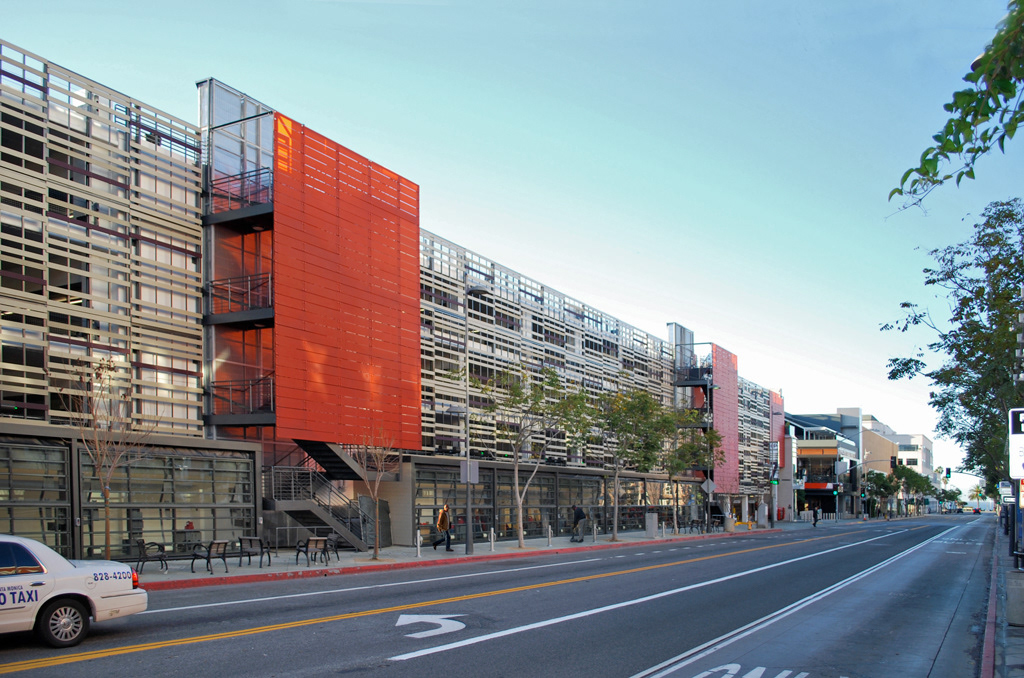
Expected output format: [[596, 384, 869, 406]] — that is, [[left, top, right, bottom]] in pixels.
[[141, 529, 771, 592]]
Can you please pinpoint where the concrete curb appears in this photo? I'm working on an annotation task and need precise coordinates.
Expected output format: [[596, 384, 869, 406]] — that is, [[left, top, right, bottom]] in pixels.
[[982, 521, 1001, 678]]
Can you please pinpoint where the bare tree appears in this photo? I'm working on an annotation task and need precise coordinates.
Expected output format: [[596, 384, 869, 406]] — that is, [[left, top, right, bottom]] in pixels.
[[61, 356, 155, 559], [353, 428, 401, 560]]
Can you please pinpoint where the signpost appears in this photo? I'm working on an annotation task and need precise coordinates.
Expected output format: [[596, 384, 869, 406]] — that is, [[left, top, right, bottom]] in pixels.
[[1011, 408, 1024, 566]]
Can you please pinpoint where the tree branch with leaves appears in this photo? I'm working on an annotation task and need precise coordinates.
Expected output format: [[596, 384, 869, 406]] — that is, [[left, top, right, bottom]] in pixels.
[[482, 368, 568, 548], [883, 199, 1024, 490], [893, 2, 1024, 206], [596, 389, 676, 541]]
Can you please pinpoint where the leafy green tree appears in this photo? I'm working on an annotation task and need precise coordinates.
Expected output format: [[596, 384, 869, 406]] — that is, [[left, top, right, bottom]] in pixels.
[[893, 2, 1024, 204], [937, 486, 964, 511], [863, 470, 898, 518], [556, 388, 596, 469], [597, 389, 676, 541], [482, 368, 574, 548], [893, 465, 937, 515], [883, 199, 1024, 489], [969, 483, 988, 509], [664, 409, 724, 533]]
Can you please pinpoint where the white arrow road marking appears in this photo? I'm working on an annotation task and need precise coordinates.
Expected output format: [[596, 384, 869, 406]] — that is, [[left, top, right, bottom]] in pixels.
[[397, 614, 467, 639]]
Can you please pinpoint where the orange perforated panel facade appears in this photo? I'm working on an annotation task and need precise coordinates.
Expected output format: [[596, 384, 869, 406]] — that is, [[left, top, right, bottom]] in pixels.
[[712, 344, 740, 494], [770, 390, 785, 468], [272, 113, 421, 449]]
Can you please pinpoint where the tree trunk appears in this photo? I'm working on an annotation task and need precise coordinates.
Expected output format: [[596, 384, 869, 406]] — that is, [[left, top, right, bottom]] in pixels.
[[103, 486, 111, 560], [672, 481, 679, 534], [612, 465, 620, 541], [373, 499, 380, 560], [514, 457, 524, 548]]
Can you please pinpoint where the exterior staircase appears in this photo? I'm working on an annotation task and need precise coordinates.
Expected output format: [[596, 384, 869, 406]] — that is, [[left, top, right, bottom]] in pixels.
[[264, 466, 370, 552], [295, 439, 400, 482]]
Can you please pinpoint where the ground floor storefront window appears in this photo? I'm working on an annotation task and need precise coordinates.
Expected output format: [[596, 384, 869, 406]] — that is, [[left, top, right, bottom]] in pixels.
[[80, 447, 256, 558], [413, 464, 699, 543], [0, 436, 258, 559], [0, 442, 71, 555]]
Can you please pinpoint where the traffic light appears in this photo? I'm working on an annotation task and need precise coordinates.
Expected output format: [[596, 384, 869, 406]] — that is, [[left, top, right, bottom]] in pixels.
[[945, 468, 951, 479], [832, 488, 839, 496], [890, 456, 897, 469], [770, 478, 778, 485], [860, 491, 866, 499]]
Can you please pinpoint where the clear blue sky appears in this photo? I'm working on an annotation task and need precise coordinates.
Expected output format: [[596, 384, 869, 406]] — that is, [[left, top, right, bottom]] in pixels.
[[7, 0, 1021, 494]]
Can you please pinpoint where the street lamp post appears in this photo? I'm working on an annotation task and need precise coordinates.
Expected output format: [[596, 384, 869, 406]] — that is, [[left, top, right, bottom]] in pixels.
[[463, 283, 488, 556], [704, 381, 720, 534]]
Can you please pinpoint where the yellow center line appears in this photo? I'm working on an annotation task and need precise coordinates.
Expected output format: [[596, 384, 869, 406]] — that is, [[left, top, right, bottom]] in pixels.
[[0, 528, 881, 674]]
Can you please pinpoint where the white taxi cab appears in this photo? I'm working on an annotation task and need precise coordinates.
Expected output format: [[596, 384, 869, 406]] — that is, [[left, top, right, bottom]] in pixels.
[[0, 534, 148, 647]]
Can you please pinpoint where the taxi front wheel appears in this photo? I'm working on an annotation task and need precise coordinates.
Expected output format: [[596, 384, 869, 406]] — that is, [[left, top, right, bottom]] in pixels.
[[37, 598, 90, 648]]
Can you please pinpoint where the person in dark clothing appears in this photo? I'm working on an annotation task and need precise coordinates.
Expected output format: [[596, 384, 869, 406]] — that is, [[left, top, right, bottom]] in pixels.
[[432, 504, 453, 552], [812, 506, 819, 527], [571, 504, 586, 542]]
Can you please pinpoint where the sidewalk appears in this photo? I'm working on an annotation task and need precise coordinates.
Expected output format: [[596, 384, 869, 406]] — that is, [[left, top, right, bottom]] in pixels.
[[137, 521, 806, 592], [991, 518, 1022, 678]]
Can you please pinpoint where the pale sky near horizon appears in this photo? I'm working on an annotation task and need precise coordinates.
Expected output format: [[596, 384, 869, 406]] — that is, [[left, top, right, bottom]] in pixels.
[[6, 0, 1022, 495]]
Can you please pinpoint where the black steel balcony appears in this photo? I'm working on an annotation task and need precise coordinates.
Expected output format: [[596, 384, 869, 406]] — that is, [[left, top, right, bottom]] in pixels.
[[205, 273, 273, 326], [203, 167, 273, 232], [208, 167, 273, 214], [674, 366, 713, 387], [206, 374, 275, 426]]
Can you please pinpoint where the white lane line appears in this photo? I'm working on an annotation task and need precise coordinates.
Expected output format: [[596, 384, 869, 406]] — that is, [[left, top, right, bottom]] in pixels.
[[630, 527, 958, 678], [141, 558, 603, 614], [390, 527, 927, 661]]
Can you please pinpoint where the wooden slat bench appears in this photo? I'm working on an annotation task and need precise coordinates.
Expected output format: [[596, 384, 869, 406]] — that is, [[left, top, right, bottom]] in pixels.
[[295, 536, 328, 567], [191, 539, 230, 574], [134, 539, 168, 573], [238, 536, 271, 568]]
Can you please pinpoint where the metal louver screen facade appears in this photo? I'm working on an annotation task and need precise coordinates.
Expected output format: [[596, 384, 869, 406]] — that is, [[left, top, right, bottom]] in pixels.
[[272, 113, 422, 449]]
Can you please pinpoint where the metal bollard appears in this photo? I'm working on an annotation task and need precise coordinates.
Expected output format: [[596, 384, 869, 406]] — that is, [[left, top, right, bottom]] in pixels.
[[489, 527, 495, 552], [416, 532, 422, 558], [592, 523, 598, 543], [661, 522, 666, 538], [547, 524, 553, 547]]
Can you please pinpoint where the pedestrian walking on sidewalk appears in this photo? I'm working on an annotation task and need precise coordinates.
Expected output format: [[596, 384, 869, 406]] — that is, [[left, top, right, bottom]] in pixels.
[[432, 503, 453, 552], [571, 505, 586, 542], [812, 507, 819, 527]]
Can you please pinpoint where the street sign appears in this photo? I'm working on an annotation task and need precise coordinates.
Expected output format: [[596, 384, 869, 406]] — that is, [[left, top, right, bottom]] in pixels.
[[701, 479, 716, 494], [1010, 409, 1024, 479], [459, 460, 478, 484]]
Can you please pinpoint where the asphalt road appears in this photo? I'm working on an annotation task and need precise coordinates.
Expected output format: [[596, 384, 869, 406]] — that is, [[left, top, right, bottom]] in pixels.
[[0, 515, 990, 678]]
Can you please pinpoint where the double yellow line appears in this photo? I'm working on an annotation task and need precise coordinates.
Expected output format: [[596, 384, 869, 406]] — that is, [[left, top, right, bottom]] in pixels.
[[1, 531, 867, 674]]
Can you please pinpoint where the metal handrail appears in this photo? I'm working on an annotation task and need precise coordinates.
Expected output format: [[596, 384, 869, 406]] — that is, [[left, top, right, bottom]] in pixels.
[[264, 466, 369, 540], [208, 167, 273, 214], [209, 374, 275, 415], [207, 273, 272, 314]]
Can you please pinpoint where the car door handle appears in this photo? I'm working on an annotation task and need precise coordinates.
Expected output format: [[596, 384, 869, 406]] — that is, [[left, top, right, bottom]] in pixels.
[[30, 582, 47, 587]]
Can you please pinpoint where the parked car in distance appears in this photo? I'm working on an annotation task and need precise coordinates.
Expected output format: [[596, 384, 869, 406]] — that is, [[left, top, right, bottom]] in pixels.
[[0, 534, 148, 647], [973, 508, 982, 514]]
